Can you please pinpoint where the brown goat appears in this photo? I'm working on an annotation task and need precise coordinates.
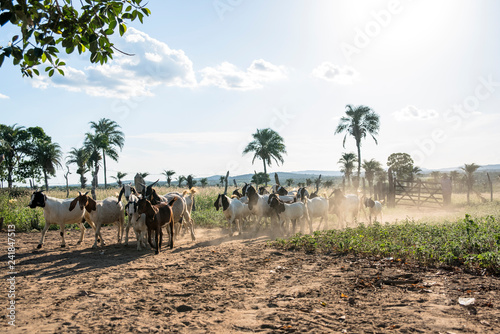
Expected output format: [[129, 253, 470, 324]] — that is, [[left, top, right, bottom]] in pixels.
[[136, 197, 177, 254]]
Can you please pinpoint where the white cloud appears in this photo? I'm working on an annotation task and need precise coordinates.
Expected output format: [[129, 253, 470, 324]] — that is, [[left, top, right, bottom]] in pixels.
[[393, 105, 439, 121], [0, 93, 9, 99], [31, 28, 197, 98], [311, 62, 359, 85], [200, 59, 288, 90]]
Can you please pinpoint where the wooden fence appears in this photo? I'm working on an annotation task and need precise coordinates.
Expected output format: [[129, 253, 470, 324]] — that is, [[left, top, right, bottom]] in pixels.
[[394, 179, 444, 208]]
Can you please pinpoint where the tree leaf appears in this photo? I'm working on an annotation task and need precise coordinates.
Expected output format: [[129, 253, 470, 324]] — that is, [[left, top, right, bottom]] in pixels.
[[119, 23, 127, 36], [0, 12, 13, 26]]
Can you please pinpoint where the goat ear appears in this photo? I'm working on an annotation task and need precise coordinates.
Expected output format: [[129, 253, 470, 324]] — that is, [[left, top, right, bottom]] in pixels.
[[117, 187, 124, 203], [214, 195, 220, 211], [87, 197, 97, 212], [69, 197, 78, 211], [278, 202, 286, 214], [222, 196, 230, 211]]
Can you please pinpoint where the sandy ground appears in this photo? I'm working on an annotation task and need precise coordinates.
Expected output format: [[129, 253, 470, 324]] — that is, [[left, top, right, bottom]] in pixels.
[[1, 222, 499, 334]]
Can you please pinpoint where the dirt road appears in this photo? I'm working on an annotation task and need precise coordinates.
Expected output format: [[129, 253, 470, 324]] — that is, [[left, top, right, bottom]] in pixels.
[[1, 226, 499, 333]]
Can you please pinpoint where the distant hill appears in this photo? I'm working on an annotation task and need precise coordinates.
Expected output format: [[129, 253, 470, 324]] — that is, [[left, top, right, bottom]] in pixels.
[[423, 164, 500, 173], [58, 164, 500, 188]]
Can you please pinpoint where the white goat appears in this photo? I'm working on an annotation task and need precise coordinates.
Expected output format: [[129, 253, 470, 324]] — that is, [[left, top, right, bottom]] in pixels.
[[269, 195, 310, 235], [302, 196, 329, 233], [70, 193, 125, 248], [124, 193, 148, 250], [28, 191, 94, 248], [364, 197, 383, 224], [214, 194, 248, 236], [117, 183, 139, 203]]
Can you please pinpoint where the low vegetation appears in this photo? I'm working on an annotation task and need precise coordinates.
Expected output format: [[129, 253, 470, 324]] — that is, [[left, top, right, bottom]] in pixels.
[[272, 212, 500, 274]]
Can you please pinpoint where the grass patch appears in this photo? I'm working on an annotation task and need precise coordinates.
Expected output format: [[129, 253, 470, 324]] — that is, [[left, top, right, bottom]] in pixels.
[[0, 186, 226, 232], [271, 214, 500, 274]]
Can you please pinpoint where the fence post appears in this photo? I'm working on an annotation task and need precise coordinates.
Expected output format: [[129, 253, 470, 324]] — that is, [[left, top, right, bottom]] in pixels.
[[487, 173, 493, 202], [388, 168, 395, 208]]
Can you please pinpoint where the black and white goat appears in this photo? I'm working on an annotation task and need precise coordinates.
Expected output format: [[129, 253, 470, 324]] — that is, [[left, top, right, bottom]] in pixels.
[[268, 194, 310, 235], [214, 194, 248, 236], [28, 191, 94, 248], [363, 197, 383, 224]]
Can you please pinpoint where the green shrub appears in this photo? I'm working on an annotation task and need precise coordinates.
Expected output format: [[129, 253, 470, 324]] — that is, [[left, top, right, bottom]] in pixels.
[[271, 214, 500, 274]]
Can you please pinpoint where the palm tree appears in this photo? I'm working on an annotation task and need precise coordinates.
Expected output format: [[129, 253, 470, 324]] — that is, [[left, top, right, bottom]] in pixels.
[[186, 174, 196, 188], [461, 163, 481, 204], [335, 104, 380, 183], [177, 175, 186, 187], [162, 170, 175, 187], [338, 152, 357, 187], [449, 170, 461, 190], [362, 159, 382, 195], [219, 176, 225, 187], [111, 171, 128, 187], [243, 128, 287, 186], [305, 178, 313, 187], [285, 178, 294, 187], [200, 178, 208, 187], [0, 124, 26, 189], [84, 132, 102, 190], [88, 118, 125, 189], [66, 147, 89, 189], [33, 139, 62, 191], [375, 169, 388, 183], [411, 166, 423, 181]]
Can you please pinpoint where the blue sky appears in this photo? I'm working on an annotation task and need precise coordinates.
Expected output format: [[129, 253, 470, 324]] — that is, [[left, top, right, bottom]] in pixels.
[[1, 0, 500, 186]]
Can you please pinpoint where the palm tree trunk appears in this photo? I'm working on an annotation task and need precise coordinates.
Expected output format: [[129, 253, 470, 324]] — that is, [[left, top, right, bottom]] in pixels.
[[7, 167, 13, 190], [102, 149, 107, 189], [43, 170, 49, 191], [356, 141, 361, 179], [80, 173, 85, 189], [263, 160, 268, 186]]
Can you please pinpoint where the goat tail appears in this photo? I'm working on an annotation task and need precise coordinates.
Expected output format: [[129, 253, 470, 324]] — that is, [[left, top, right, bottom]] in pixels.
[[168, 197, 178, 206]]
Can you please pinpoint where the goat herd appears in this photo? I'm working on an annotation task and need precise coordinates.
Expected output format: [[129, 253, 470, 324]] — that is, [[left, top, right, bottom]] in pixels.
[[27, 180, 383, 255]]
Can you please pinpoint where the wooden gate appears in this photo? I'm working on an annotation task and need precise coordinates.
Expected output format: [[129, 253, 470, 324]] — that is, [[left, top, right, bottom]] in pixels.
[[394, 179, 443, 208]]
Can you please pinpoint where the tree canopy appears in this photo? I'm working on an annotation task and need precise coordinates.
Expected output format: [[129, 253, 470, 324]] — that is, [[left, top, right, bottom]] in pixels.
[[335, 104, 380, 180], [387, 152, 414, 180], [0, 123, 61, 189], [243, 128, 287, 185], [0, 0, 150, 77]]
